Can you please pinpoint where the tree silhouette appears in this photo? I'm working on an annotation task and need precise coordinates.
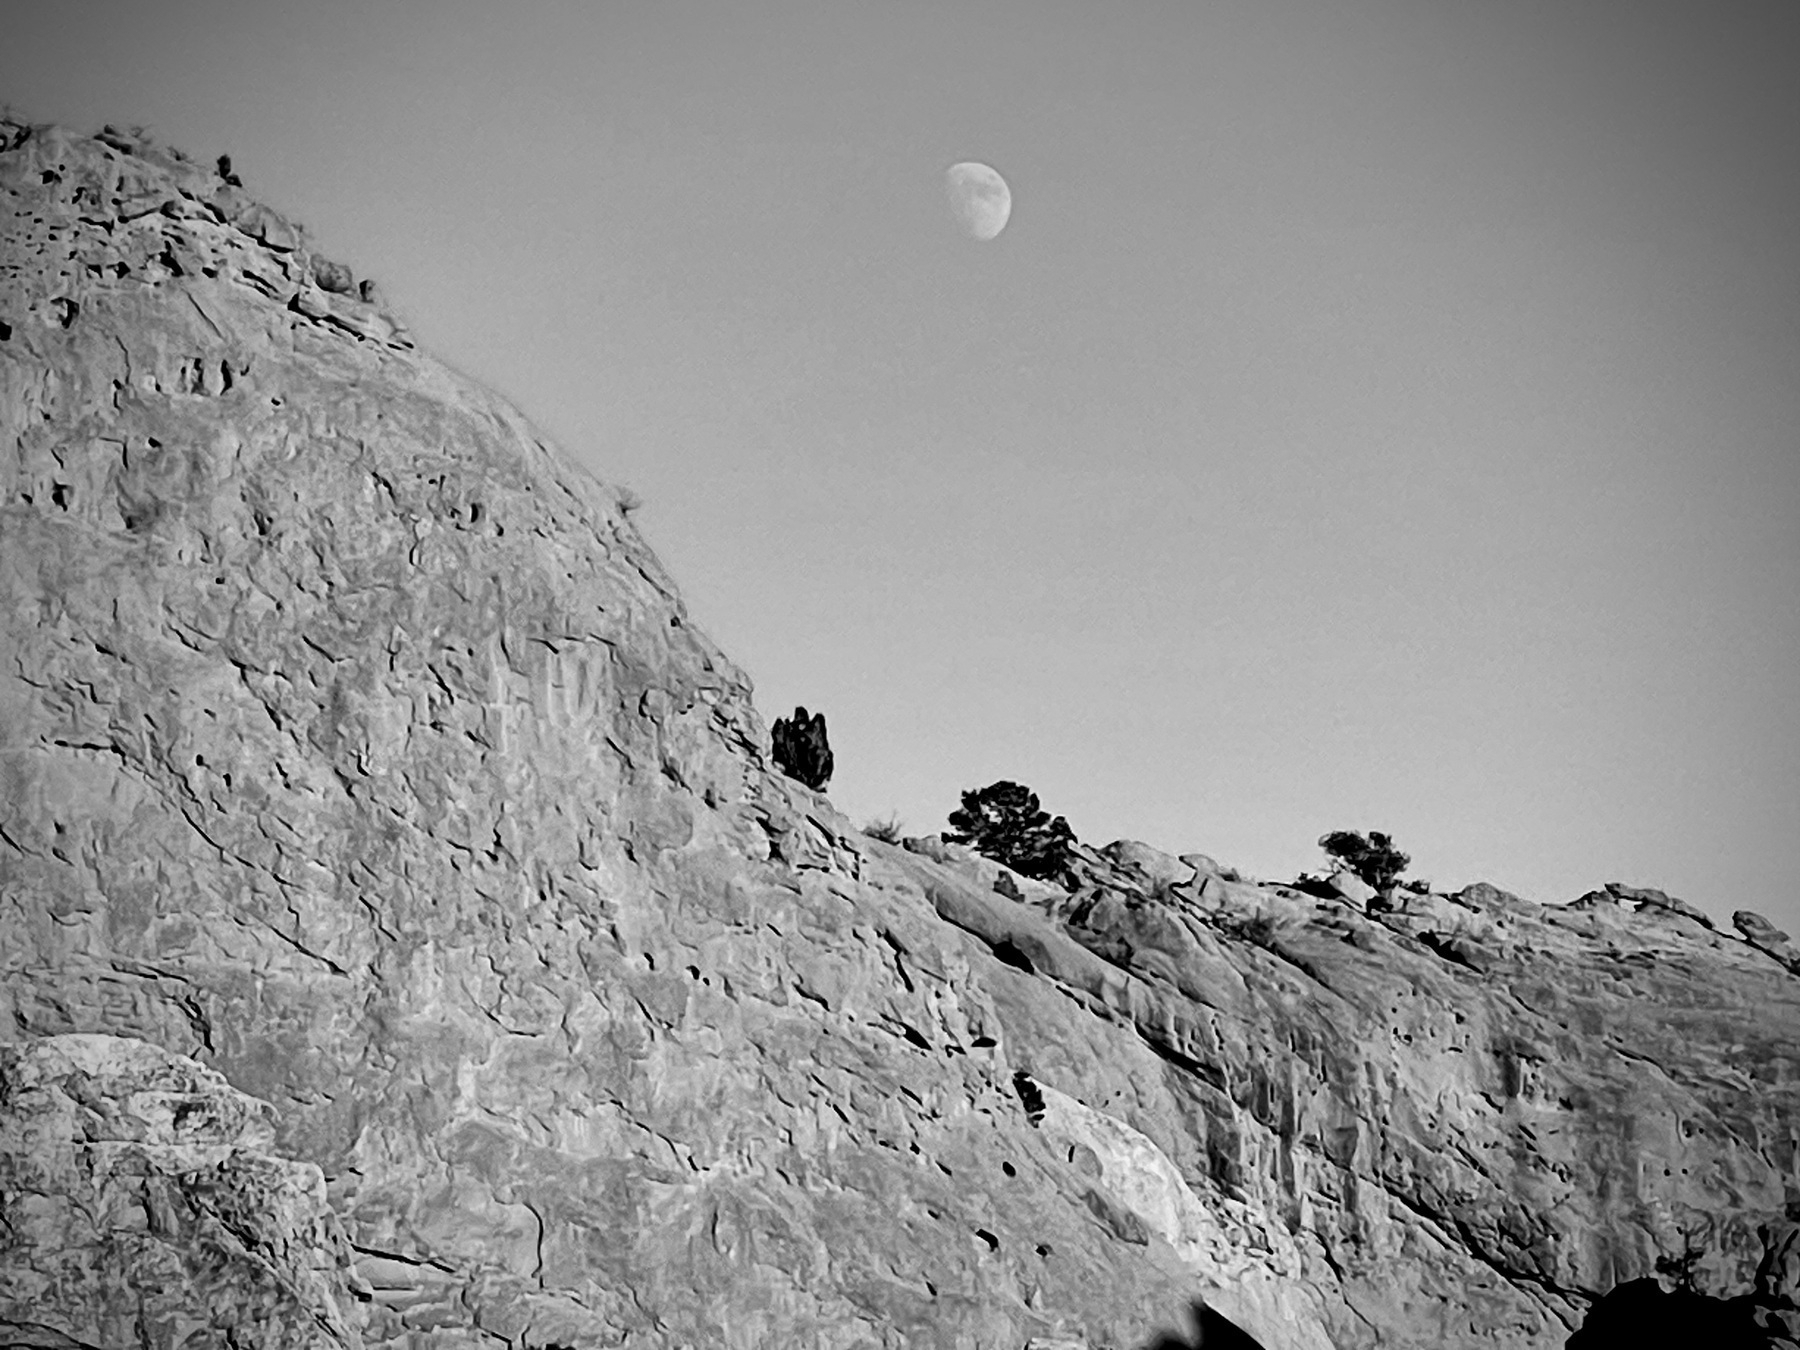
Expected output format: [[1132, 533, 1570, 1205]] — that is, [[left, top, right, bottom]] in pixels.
[[771, 706, 833, 790], [1319, 829, 1410, 896], [945, 781, 1076, 881]]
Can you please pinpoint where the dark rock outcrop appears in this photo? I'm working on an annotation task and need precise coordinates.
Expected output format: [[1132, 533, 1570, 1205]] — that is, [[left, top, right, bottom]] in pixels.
[[5, 113, 1799, 1350]]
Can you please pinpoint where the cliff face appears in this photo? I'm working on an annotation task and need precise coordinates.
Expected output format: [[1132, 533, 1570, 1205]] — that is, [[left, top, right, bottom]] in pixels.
[[0, 1034, 367, 1346], [2, 115, 1797, 1350]]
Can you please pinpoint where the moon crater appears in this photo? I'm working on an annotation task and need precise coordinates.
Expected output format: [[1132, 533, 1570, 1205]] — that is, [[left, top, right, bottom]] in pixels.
[[946, 162, 1011, 241]]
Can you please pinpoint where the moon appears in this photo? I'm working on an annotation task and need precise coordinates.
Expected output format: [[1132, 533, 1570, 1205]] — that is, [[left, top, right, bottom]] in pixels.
[[946, 162, 1011, 241]]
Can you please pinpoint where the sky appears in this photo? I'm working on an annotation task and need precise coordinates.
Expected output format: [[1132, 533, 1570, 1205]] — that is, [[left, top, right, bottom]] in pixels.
[[5, 1, 1797, 932]]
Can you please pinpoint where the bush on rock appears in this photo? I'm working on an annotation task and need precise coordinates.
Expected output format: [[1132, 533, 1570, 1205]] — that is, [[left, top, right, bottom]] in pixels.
[[862, 815, 904, 844], [771, 706, 833, 790]]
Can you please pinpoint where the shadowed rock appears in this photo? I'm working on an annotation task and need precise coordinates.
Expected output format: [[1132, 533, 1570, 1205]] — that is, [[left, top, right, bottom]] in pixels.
[[1139, 1297, 1269, 1349], [1564, 1277, 1767, 1349]]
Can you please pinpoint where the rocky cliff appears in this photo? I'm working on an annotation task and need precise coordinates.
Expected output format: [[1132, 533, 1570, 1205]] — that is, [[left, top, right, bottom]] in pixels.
[[2, 113, 1797, 1350]]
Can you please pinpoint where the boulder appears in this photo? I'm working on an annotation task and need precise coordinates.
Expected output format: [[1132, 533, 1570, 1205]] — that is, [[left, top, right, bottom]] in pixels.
[[310, 255, 355, 293], [1735, 909, 1792, 946], [1455, 881, 1537, 913], [1607, 882, 1715, 928]]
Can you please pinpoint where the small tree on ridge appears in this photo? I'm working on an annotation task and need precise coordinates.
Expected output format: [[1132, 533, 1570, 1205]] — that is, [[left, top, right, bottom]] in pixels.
[[1319, 829, 1410, 895], [946, 781, 1077, 881]]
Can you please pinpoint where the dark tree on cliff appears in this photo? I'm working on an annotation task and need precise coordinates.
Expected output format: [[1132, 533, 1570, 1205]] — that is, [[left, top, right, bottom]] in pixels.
[[1319, 830, 1410, 894], [946, 781, 1077, 881], [771, 706, 833, 790]]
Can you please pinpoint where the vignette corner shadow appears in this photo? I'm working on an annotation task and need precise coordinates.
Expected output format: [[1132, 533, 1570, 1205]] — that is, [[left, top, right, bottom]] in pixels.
[[1137, 1298, 1268, 1350]]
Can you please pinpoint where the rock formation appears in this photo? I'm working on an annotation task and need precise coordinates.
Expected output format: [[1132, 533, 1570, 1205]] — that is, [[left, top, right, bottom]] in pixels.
[[3, 113, 1798, 1348], [0, 1034, 366, 1347]]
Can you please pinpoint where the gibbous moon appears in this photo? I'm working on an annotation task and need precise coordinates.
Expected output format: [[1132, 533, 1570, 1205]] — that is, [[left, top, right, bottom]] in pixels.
[[946, 162, 1011, 241]]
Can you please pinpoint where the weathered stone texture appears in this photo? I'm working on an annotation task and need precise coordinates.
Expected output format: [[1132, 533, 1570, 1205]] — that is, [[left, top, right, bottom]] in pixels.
[[4, 114, 1799, 1350], [0, 114, 1207, 1350], [0, 1034, 365, 1347]]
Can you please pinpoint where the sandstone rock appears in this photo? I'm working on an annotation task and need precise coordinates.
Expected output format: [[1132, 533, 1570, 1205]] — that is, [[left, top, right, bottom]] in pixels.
[[236, 201, 301, 250], [1569, 888, 1627, 912], [1024, 1075, 1332, 1350], [7, 113, 1800, 1350], [311, 256, 355, 293], [1735, 908, 1792, 946], [0, 114, 1212, 1350], [1178, 852, 1232, 882], [1731, 909, 1800, 974], [1381, 890, 1512, 973], [904, 831, 1066, 909], [1328, 869, 1376, 906], [1605, 881, 1715, 928], [1455, 881, 1538, 914], [0, 1034, 366, 1348], [1103, 840, 1196, 893]]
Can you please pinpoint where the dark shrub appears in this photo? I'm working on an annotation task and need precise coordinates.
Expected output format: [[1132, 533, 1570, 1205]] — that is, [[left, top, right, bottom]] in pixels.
[[771, 706, 833, 790], [945, 781, 1076, 881], [1319, 829, 1410, 895], [863, 814, 904, 844]]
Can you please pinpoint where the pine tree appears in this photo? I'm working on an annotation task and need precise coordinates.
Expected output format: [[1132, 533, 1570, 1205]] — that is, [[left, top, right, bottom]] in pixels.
[[946, 781, 1076, 881]]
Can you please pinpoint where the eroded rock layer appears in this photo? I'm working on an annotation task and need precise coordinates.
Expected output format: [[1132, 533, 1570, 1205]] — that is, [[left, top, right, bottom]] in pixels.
[[0, 1034, 365, 1347], [3, 115, 1797, 1349]]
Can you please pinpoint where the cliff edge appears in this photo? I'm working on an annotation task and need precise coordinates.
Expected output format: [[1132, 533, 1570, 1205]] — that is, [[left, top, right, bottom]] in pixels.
[[3, 114, 1797, 1350]]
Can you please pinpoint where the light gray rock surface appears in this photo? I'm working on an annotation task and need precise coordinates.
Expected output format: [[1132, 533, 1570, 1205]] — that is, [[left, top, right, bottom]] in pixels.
[[4, 114, 1799, 1349], [1327, 870, 1375, 907], [0, 1033, 365, 1347]]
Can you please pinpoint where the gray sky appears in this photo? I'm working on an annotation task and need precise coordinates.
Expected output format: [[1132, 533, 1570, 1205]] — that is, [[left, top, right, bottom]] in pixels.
[[6, 0, 1797, 931]]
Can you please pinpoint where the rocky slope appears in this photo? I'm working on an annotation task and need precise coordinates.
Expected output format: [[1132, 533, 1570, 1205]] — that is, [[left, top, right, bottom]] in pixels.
[[1, 1034, 366, 1347], [2, 113, 1798, 1349]]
